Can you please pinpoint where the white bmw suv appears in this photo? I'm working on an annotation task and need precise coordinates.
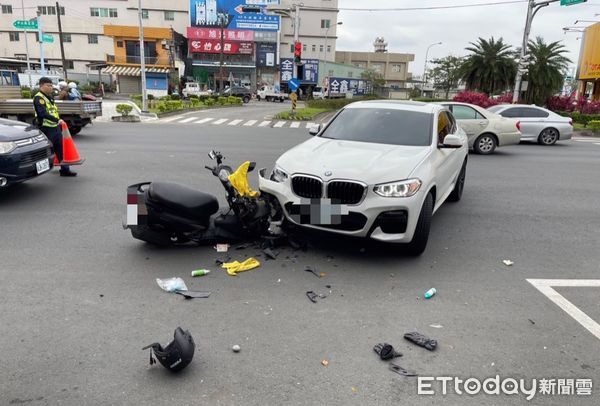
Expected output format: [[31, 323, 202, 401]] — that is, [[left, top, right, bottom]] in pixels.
[[259, 100, 468, 255]]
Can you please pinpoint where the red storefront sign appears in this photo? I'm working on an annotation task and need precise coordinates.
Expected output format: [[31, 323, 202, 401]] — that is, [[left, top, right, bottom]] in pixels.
[[189, 40, 254, 55], [187, 27, 254, 41]]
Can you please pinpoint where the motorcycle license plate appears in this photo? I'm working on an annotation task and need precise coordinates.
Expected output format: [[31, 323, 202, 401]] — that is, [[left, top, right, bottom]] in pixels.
[[288, 199, 349, 225], [36, 159, 50, 174]]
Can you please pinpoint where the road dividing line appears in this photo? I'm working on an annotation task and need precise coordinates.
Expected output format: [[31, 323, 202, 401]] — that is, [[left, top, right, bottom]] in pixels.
[[244, 120, 257, 126], [258, 120, 271, 127], [212, 118, 229, 125], [527, 279, 600, 341], [273, 121, 286, 128], [194, 118, 214, 124], [290, 122, 301, 128], [160, 115, 185, 123], [228, 119, 243, 126], [180, 117, 198, 123]]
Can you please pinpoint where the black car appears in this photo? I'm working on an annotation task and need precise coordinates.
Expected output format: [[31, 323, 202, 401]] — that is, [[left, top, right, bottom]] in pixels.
[[221, 86, 253, 103], [0, 119, 54, 188]]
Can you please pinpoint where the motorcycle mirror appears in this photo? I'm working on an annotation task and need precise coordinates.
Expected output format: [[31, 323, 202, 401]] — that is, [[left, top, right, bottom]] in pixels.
[[208, 151, 216, 160], [248, 162, 256, 172]]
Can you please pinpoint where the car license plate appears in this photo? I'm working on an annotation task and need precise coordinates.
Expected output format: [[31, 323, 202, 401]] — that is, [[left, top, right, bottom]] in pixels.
[[36, 158, 50, 174], [288, 199, 349, 225]]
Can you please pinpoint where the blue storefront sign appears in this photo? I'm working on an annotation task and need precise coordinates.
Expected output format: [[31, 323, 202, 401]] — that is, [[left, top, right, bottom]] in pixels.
[[328, 77, 368, 96], [190, 0, 280, 31], [256, 42, 277, 67], [280, 58, 319, 84]]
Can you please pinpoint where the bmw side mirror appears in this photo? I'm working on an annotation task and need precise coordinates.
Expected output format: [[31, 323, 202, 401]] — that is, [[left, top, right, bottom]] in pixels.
[[441, 134, 463, 148], [309, 124, 321, 136]]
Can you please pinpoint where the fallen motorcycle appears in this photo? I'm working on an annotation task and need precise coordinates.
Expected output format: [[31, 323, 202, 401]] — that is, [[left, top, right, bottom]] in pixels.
[[123, 150, 283, 246]]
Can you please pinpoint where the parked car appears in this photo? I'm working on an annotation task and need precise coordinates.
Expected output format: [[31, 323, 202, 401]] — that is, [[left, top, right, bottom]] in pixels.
[[312, 86, 326, 100], [257, 86, 287, 102], [487, 104, 573, 145], [258, 100, 468, 255], [182, 82, 213, 98], [221, 86, 252, 103], [441, 102, 521, 155], [0, 118, 54, 188]]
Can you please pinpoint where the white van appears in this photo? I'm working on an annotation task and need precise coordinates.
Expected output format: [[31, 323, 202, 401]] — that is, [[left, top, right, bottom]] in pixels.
[[312, 86, 327, 100]]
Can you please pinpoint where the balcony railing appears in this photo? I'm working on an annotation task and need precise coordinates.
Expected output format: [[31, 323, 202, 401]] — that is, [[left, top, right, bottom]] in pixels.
[[105, 54, 170, 66]]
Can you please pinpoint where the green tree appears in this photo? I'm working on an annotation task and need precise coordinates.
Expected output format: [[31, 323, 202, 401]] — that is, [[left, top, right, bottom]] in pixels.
[[525, 36, 571, 106], [361, 69, 386, 90], [460, 37, 516, 95], [430, 56, 464, 99]]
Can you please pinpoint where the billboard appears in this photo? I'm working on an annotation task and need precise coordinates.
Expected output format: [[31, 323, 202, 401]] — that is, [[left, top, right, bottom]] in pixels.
[[327, 77, 369, 97], [189, 40, 254, 54], [187, 27, 254, 41], [579, 22, 600, 80], [256, 43, 276, 67], [280, 58, 319, 83], [190, 0, 280, 31]]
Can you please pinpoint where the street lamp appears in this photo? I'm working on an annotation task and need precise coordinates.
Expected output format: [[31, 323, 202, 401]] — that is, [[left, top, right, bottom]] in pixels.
[[423, 42, 442, 88], [323, 21, 342, 81]]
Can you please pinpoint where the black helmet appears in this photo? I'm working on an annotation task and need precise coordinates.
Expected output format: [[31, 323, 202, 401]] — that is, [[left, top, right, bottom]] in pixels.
[[142, 327, 195, 372]]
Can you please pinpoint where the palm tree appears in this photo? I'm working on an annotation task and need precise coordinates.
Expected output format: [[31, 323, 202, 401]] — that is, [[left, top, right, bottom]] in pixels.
[[460, 37, 517, 95], [525, 37, 571, 106]]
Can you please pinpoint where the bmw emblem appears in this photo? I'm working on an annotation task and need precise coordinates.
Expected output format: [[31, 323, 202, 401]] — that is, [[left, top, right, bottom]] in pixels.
[[324, 171, 332, 177]]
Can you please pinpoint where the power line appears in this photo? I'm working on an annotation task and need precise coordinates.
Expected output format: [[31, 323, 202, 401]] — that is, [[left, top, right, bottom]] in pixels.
[[330, 0, 529, 12]]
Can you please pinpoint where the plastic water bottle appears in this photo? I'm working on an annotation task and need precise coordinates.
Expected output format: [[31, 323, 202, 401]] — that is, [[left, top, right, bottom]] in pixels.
[[424, 288, 436, 299], [191, 269, 211, 277]]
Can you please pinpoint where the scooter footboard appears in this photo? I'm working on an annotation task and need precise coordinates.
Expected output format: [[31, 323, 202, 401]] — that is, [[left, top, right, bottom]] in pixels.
[[123, 182, 151, 229]]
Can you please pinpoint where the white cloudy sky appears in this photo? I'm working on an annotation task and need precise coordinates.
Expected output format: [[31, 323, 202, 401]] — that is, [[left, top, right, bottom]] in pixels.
[[336, 0, 600, 76]]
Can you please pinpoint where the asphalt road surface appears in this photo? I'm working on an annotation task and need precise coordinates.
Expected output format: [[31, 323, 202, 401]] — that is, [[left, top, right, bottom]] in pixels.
[[1, 114, 599, 406]]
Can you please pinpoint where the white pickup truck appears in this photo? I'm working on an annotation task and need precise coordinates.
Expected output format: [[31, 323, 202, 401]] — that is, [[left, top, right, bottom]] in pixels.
[[256, 86, 287, 102], [182, 82, 213, 98]]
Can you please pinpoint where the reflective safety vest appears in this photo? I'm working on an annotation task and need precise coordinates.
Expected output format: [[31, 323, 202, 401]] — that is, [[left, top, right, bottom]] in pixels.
[[35, 91, 59, 128]]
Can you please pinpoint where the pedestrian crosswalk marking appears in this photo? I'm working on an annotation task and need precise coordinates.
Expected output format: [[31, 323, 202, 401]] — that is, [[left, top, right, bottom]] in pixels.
[[161, 115, 185, 123], [228, 119, 243, 126], [305, 122, 316, 129], [212, 118, 228, 125], [258, 120, 271, 127], [244, 120, 257, 126], [194, 118, 214, 124], [273, 121, 286, 128], [290, 122, 300, 128], [180, 117, 198, 123]]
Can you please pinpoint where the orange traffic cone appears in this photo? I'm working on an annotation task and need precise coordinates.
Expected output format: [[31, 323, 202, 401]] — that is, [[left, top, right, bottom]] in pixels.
[[53, 122, 85, 166]]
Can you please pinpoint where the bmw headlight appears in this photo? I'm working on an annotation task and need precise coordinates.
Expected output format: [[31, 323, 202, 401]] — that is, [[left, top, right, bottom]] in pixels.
[[270, 166, 288, 183], [0, 141, 17, 154], [373, 178, 422, 198]]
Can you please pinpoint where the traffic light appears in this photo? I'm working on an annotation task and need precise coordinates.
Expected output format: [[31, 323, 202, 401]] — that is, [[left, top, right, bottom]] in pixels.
[[294, 41, 302, 64]]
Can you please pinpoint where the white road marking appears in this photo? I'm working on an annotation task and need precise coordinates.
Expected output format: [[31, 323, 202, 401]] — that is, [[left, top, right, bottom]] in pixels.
[[273, 121, 286, 128], [305, 122, 316, 128], [160, 115, 185, 123], [194, 118, 214, 124], [228, 119, 243, 126], [180, 117, 198, 123], [258, 120, 271, 127], [212, 119, 229, 125], [290, 122, 301, 128], [527, 279, 600, 341], [244, 120, 257, 126]]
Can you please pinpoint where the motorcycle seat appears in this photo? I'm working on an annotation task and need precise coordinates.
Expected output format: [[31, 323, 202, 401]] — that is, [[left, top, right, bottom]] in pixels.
[[148, 182, 219, 222]]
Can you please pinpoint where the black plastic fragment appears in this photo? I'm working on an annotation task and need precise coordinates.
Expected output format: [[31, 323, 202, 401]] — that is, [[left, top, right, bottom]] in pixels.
[[304, 266, 320, 277], [389, 361, 417, 377], [174, 290, 212, 299], [373, 343, 402, 360], [306, 291, 318, 303], [403, 331, 437, 351]]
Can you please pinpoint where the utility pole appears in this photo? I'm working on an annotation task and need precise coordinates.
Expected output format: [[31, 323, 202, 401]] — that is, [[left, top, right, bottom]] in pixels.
[[56, 2, 67, 79], [21, 0, 32, 87], [219, 13, 224, 93], [138, 0, 148, 112], [292, 4, 300, 82], [37, 10, 45, 74]]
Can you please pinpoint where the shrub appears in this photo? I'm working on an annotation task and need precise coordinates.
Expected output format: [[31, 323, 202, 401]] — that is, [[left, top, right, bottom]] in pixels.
[[227, 96, 242, 105], [453, 91, 498, 108], [588, 120, 600, 133], [547, 95, 575, 112], [191, 99, 202, 108], [165, 100, 183, 110], [204, 98, 215, 106], [21, 89, 32, 99], [116, 103, 133, 116], [217, 96, 228, 105], [147, 94, 155, 100], [581, 100, 600, 115], [305, 97, 372, 110], [188, 94, 199, 100], [169, 94, 180, 100]]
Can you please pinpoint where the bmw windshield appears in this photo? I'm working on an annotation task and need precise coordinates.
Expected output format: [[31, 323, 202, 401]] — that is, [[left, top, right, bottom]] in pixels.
[[320, 107, 433, 146]]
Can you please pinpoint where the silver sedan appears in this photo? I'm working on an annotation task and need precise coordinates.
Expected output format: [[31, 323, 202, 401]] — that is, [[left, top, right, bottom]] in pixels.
[[487, 104, 573, 146]]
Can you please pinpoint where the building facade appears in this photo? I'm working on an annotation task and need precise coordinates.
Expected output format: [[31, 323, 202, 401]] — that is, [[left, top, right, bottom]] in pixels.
[[577, 22, 600, 101], [335, 49, 414, 89]]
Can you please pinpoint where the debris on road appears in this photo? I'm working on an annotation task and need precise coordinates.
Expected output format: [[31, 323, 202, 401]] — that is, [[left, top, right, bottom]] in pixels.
[[221, 257, 260, 276], [528, 319, 536, 325], [373, 343, 403, 360], [424, 288, 437, 299], [232, 344, 241, 353], [215, 244, 230, 252], [156, 277, 188, 292], [142, 327, 195, 372], [191, 269, 211, 277], [502, 260, 514, 266], [305, 266, 325, 278], [174, 290, 211, 299], [429, 324, 444, 329], [404, 331, 438, 351], [321, 359, 329, 367], [389, 361, 417, 377], [306, 291, 319, 303], [263, 248, 278, 260]]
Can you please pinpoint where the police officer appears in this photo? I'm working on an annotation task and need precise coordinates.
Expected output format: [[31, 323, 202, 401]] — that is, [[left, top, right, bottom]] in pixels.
[[33, 77, 76, 177]]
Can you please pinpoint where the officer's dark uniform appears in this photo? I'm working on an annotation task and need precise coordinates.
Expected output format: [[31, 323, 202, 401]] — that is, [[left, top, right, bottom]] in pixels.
[[33, 90, 72, 174]]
